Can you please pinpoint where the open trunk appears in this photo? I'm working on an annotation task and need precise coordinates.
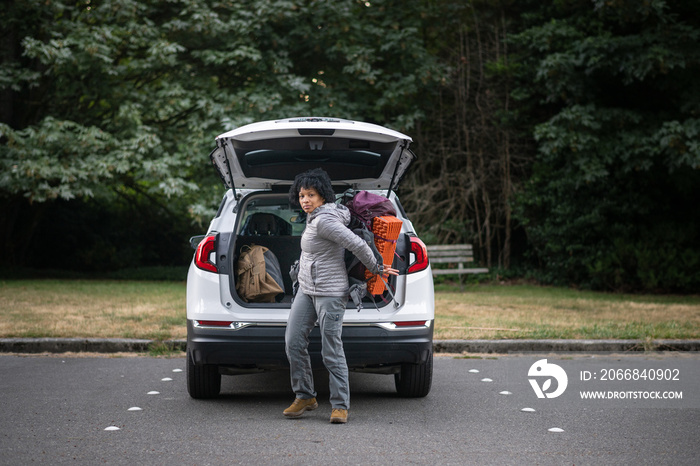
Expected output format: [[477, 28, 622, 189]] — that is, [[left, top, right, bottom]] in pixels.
[[226, 191, 408, 308], [210, 117, 415, 195]]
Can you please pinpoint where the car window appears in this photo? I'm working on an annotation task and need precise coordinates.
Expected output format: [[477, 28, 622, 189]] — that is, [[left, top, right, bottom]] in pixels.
[[394, 197, 408, 219], [213, 194, 227, 219], [237, 195, 305, 236], [232, 137, 398, 183]]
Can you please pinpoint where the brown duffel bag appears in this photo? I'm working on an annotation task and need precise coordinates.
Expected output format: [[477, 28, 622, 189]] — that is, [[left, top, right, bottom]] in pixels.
[[236, 244, 284, 303]]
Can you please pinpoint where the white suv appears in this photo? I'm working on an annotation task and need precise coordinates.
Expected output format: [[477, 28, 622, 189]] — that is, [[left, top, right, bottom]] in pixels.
[[186, 117, 434, 399]]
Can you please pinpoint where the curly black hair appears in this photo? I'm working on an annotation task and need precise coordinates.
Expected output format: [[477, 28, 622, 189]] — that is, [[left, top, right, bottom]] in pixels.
[[288, 168, 336, 208]]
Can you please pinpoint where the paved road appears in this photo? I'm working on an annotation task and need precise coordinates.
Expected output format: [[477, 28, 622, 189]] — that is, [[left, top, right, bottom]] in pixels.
[[1, 353, 698, 465]]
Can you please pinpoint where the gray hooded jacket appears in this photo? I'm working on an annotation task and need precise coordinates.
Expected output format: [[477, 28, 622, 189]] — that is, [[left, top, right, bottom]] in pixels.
[[298, 203, 381, 297]]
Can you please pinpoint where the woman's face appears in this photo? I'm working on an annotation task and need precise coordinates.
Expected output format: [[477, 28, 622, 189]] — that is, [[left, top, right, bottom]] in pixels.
[[299, 187, 324, 213]]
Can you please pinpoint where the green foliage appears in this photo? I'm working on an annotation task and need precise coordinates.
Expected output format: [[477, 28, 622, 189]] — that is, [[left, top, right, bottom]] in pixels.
[[0, 0, 444, 269], [511, 0, 700, 292], [1, 117, 166, 202], [397, 0, 525, 270], [2, 0, 699, 292], [1, 0, 444, 201]]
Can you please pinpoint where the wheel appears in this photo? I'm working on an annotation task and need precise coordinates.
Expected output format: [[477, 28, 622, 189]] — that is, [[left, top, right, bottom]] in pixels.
[[187, 350, 221, 399], [394, 350, 433, 397]]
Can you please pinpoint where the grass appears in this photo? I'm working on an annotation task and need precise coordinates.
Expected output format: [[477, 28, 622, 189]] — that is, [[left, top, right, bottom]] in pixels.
[[0, 280, 187, 340], [0, 279, 698, 341], [433, 283, 700, 340]]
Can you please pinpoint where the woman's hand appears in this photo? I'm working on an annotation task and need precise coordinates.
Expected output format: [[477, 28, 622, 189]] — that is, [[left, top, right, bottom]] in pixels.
[[381, 266, 399, 277]]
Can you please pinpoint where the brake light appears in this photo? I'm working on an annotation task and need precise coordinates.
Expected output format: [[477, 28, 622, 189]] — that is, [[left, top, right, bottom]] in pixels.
[[407, 236, 429, 274], [195, 235, 218, 273]]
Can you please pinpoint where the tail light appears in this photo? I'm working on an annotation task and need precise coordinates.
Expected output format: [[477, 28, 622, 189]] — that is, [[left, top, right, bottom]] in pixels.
[[195, 235, 218, 273], [407, 236, 429, 274]]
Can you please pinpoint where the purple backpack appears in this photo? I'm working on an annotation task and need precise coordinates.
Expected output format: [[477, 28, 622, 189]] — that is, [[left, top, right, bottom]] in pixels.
[[343, 190, 396, 230], [339, 190, 398, 301]]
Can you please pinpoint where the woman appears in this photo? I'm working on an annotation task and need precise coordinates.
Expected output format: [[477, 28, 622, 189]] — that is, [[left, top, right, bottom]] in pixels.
[[284, 168, 398, 424]]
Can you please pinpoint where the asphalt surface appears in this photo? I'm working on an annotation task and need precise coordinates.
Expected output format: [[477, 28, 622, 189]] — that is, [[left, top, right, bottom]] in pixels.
[[1, 353, 698, 465]]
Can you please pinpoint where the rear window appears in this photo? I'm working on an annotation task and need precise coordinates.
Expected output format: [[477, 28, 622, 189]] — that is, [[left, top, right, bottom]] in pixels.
[[213, 194, 227, 219], [232, 137, 397, 182], [236, 194, 305, 236]]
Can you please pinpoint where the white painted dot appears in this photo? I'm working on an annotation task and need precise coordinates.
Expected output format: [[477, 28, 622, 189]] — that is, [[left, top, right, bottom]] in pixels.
[[521, 407, 536, 412], [161, 377, 173, 382], [172, 369, 183, 373], [127, 407, 143, 411], [147, 391, 160, 395], [499, 391, 512, 395], [104, 426, 120, 431], [468, 369, 480, 373], [548, 427, 565, 433], [481, 378, 493, 382]]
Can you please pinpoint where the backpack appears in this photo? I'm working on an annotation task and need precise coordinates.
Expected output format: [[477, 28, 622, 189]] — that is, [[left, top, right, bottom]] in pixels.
[[340, 189, 398, 275], [236, 244, 285, 303], [342, 189, 396, 230], [339, 190, 402, 309]]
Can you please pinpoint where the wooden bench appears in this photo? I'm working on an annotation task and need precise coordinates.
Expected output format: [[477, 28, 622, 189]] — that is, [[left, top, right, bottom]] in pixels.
[[426, 245, 489, 281]]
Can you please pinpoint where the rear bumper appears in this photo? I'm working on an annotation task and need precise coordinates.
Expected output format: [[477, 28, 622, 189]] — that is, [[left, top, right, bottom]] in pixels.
[[186, 320, 433, 372]]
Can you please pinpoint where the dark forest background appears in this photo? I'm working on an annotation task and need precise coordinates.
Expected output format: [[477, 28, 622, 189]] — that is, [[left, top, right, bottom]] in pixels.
[[2, 0, 699, 292]]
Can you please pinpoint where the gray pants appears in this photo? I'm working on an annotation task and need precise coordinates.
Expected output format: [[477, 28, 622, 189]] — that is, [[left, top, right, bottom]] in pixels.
[[285, 292, 350, 410]]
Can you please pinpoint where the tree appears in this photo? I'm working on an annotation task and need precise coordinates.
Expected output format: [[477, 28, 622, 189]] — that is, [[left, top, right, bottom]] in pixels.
[[398, 0, 531, 270], [0, 0, 443, 269], [511, 0, 700, 291]]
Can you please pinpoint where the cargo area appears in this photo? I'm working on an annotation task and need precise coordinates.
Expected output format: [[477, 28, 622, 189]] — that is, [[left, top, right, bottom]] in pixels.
[[227, 192, 407, 307]]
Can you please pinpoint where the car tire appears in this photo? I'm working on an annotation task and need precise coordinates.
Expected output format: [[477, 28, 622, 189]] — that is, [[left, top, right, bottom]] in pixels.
[[394, 350, 433, 397], [187, 351, 221, 399]]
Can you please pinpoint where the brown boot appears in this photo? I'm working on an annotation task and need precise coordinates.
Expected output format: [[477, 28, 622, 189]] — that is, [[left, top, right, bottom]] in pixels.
[[283, 397, 318, 418], [330, 409, 348, 424]]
